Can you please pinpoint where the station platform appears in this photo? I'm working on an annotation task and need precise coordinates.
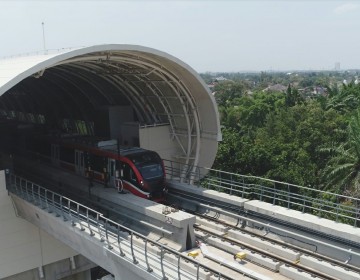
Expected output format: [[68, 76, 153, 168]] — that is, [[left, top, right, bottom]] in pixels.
[[14, 157, 196, 251]]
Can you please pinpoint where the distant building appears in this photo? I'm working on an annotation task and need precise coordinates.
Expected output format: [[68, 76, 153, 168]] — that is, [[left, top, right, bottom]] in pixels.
[[207, 76, 231, 93], [263, 84, 287, 93], [214, 76, 228, 82], [208, 84, 215, 92], [298, 86, 328, 98], [335, 62, 340, 71]]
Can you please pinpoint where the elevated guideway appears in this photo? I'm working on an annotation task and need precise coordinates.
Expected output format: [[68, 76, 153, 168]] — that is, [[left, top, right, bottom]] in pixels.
[[0, 170, 97, 280], [4, 171, 228, 280], [3, 156, 360, 280], [163, 160, 360, 268], [13, 154, 196, 251]]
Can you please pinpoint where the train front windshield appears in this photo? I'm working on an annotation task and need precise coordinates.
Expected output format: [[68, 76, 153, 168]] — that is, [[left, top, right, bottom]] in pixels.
[[129, 151, 164, 180], [138, 164, 163, 180]]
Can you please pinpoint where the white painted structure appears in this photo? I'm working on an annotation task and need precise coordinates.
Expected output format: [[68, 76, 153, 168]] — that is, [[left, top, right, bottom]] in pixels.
[[0, 170, 93, 279], [0, 45, 222, 170], [0, 45, 222, 279]]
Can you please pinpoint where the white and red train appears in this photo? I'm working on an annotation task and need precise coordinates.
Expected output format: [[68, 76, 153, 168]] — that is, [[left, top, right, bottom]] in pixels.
[[29, 136, 167, 201]]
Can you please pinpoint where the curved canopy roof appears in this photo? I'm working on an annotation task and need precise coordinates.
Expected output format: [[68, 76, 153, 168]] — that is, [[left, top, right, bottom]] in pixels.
[[0, 44, 221, 168]]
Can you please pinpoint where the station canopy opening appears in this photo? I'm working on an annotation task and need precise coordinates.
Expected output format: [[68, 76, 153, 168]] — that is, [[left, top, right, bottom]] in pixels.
[[0, 44, 221, 169]]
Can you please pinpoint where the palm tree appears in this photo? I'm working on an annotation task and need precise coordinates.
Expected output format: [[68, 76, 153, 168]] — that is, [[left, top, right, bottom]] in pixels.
[[320, 110, 360, 197], [326, 82, 360, 113]]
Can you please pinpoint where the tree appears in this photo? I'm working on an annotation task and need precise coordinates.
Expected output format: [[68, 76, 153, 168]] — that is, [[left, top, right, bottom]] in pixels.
[[326, 81, 360, 113], [285, 84, 303, 107], [214, 81, 247, 107], [320, 110, 360, 197]]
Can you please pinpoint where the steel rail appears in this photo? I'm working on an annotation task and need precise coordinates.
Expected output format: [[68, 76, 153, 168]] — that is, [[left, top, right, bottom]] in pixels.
[[195, 225, 338, 280], [195, 210, 360, 275], [169, 189, 360, 273]]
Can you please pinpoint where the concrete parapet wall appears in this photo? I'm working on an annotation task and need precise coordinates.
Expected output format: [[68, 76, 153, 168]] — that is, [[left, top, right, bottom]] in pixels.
[[10, 193, 158, 280], [300, 254, 360, 280], [167, 181, 248, 208], [9, 191, 197, 280], [244, 200, 360, 244], [0, 170, 80, 279], [168, 181, 360, 253]]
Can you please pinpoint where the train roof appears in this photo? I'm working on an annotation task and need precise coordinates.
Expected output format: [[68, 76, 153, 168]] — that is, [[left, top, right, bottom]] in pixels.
[[99, 144, 150, 156]]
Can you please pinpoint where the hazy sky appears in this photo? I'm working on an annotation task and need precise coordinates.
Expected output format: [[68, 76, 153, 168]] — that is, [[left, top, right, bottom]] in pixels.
[[1, 1, 359, 72]]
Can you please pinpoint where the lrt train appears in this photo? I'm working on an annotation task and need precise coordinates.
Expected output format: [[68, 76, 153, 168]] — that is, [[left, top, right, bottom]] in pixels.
[[28, 136, 167, 201]]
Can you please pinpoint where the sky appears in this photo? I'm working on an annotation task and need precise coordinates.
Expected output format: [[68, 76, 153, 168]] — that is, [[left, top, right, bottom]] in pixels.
[[1, 0, 360, 72]]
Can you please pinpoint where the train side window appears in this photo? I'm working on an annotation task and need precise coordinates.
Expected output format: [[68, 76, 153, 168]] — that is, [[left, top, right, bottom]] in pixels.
[[122, 163, 131, 181], [122, 163, 137, 184], [110, 161, 114, 177], [130, 169, 137, 182]]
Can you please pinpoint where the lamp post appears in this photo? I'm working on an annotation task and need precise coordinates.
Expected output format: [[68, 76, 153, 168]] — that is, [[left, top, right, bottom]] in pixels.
[[42, 22, 46, 54]]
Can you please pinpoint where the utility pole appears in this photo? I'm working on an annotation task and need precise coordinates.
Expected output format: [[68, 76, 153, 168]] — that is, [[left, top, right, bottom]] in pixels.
[[42, 22, 46, 54]]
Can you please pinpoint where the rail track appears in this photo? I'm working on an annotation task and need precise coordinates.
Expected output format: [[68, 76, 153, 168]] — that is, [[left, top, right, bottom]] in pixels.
[[195, 223, 337, 280], [11, 160, 360, 280], [194, 208, 360, 275], [167, 190, 360, 280]]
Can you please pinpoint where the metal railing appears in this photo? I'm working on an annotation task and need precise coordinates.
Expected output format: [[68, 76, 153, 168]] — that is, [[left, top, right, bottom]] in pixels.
[[6, 173, 233, 280], [163, 160, 360, 227]]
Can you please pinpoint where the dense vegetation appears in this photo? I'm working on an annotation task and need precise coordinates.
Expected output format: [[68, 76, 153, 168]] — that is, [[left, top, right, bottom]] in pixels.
[[203, 71, 360, 199]]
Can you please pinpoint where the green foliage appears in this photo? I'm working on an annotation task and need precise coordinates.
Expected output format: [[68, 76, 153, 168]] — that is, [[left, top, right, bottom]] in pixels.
[[326, 81, 360, 113], [209, 71, 360, 225], [214, 81, 248, 107], [212, 70, 360, 201], [319, 110, 360, 197], [215, 88, 347, 190], [285, 84, 303, 107]]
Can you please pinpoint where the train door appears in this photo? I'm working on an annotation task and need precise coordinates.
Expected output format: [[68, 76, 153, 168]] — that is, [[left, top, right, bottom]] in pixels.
[[108, 159, 116, 187], [75, 150, 85, 175], [51, 144, 60, 166]]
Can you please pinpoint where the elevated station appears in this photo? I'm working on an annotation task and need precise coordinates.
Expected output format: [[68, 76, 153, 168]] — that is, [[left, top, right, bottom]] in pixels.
[[0, 45, 221, 280], [1, 45, 360, 280], [0, 44, 221, 168]]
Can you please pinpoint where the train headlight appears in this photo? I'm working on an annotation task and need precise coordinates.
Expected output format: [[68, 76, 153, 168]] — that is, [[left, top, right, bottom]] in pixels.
[[140, 180, 144, 186]]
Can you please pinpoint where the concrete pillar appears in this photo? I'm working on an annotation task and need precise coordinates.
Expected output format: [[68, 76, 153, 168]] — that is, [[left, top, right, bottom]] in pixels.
[[110, 262, 144, 280], [60, 270, 91, 280]]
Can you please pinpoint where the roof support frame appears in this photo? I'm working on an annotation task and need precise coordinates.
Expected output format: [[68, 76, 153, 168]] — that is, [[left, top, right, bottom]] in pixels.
[[96, 58, 192, 159], [108, 56, 198, 165], [41, 70, 95, 121], [76, 61, 158, 123], [55, 64, 116, 106]]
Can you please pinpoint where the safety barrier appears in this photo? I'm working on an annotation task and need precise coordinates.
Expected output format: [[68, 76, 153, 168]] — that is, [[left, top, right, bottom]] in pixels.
[[163, 160, 360, 227], [6, 173, 232, 280]]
